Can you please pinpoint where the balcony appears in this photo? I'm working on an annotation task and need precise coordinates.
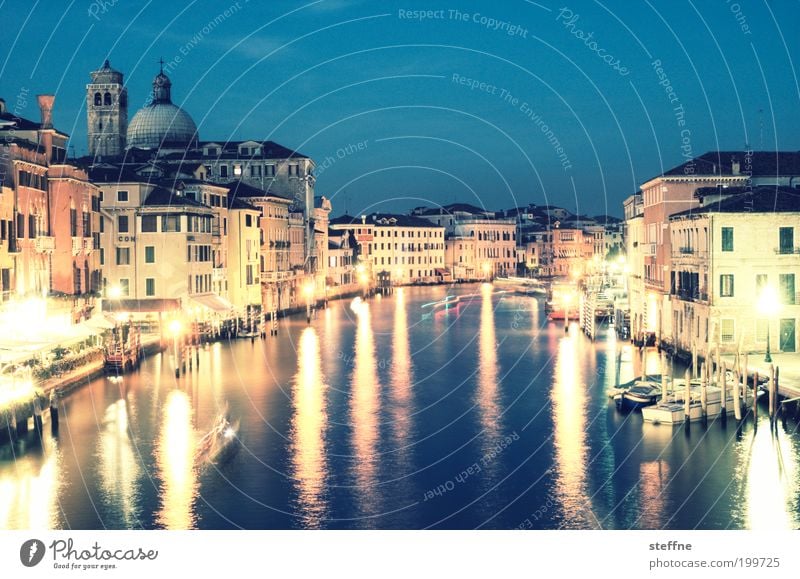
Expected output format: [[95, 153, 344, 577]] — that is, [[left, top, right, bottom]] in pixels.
[[679, 247, 694, 254], [72, 237, 82, 255], [775, 247, 800, 255], [34, 236, 55, 253], [83, 237, 93, 255], [643, 243, 657, 256], [674, 289, 709, 303]]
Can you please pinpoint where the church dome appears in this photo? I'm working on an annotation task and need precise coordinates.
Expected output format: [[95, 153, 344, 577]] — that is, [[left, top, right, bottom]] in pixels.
[[126, 69, 198, 150]]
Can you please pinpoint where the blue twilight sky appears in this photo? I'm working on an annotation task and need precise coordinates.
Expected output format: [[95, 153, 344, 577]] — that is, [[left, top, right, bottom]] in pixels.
[[1, 0, 798, 217]]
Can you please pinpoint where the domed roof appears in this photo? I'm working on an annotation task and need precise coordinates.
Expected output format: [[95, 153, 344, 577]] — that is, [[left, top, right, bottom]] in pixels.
[[126, 69, 198, 150]]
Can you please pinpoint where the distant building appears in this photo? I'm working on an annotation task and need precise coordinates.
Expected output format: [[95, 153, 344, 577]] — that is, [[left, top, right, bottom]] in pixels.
[[331, 213, 445, 285], [415, 204, 515, 280]]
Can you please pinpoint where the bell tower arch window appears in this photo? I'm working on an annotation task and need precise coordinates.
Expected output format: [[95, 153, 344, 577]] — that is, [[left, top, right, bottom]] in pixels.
[[94, 92, 102, 106]]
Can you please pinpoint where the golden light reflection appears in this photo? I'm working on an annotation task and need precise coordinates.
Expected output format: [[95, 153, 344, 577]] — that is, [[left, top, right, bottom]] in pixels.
[[290, 327, 329, 527], [744, 425, 795, 530], [637, 460, 669, 529], [155, 390, 198, 529], [97, 399, 140, 527], [391, 287, 413, 448], [0, 449, 61, 529], [478, 284, 501, 449], [350, 299, 380, 514], [551, 332, 597, 528]]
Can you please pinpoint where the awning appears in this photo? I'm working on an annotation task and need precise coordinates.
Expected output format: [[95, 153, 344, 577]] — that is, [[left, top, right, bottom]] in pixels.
[[189, 293, 234, 313], [104, 299, 181, 313], [435, 268, 452, 277]]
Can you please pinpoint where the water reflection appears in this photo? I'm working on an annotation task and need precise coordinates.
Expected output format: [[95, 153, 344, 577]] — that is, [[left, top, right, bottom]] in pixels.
[[391, 288, 413, 446], [477, 284, 501, 446], [97, 399, 140, 527], [154, 390, 198, 529], [744, 425, 796, 530], [0, 446, 60, 529], [349, 298, 380, 518], [637, 460, 669, 529], [551, 332, 597, 528], [290, 327, 329, 527]]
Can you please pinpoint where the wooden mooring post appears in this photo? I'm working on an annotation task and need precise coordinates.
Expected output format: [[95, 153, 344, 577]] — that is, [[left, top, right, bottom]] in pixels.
[[700, 362, 708, 423], [768, 364, 776, 425], [684, 368, 691, 428], [733, 368, 742, 422], [753, 370, 759, 430], [720, 361, 727, 424]]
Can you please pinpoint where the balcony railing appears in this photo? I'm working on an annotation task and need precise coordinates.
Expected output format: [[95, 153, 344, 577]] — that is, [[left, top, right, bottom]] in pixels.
[[674, 289, 709, 303], [34, 236, 55, 253], [72, 237, 82, 255], [775, 247, 800, 255], [83, 237, 93, 255]]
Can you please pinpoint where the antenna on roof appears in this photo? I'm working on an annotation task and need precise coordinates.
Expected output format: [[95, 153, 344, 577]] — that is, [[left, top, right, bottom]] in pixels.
[[159, 56, 165, 74]]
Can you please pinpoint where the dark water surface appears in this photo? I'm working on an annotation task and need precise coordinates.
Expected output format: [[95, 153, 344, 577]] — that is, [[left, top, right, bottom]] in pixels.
[[2, 284, 798, 529]]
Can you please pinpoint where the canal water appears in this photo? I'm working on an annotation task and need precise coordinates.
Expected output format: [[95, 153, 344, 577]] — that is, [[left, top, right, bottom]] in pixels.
[[2, 284, 799, 530]]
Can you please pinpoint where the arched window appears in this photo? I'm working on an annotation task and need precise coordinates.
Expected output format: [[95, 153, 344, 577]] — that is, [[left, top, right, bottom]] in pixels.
[[104, 92, 112, 106], [94, 92, 102, 106]]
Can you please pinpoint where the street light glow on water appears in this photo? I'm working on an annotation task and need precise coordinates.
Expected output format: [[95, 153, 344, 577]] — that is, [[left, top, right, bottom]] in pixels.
[[1, 285, 800, 530]]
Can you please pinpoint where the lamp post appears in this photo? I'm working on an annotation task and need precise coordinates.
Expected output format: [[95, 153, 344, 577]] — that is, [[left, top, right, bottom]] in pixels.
[[563, 291, 573, 334], [169, 319, 182, 377], [304, 280, 315, 324], [482, 261, 492, 282], [758, 285, 780, 363], [356, 263, 368, 298]]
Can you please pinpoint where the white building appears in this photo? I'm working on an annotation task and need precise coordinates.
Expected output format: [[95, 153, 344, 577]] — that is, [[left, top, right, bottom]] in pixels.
[[669, 186, 800, 356]]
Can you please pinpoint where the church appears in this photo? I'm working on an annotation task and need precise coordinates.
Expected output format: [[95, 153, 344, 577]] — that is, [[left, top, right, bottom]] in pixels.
[[83, 60, 330, 330]]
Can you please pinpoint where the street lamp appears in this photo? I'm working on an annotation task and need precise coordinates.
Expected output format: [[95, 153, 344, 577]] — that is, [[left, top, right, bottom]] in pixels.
[[169, 319, 182, 377], [563, 290, 573, 334], [303, 280, 315, 323], [757, 285, 780, 363], [482, 261, 492, 282]]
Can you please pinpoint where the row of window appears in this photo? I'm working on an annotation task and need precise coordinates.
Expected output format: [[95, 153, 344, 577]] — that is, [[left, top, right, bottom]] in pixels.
[[718, 273, 796, 303], [374, 243, 444, 251], [718, 226, 795, 253], [188, 245, 212, 262], [18, 170, 46, 190], [375, 229, 443, 238], [374, 255, 443, 266], [206, 163, 284, 179]]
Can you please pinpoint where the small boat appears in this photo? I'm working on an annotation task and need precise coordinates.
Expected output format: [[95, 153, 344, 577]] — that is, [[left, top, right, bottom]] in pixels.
[[195, 413, 240, 466], [615, 384, 662, 411]]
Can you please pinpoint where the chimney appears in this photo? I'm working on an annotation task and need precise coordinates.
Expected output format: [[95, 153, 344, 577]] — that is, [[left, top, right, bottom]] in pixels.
[[37, 94, 54, 129], [0, 98, 5, 114]]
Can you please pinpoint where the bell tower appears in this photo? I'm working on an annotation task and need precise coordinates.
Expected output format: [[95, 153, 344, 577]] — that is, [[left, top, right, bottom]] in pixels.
[[86, 59, 127, 158]]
